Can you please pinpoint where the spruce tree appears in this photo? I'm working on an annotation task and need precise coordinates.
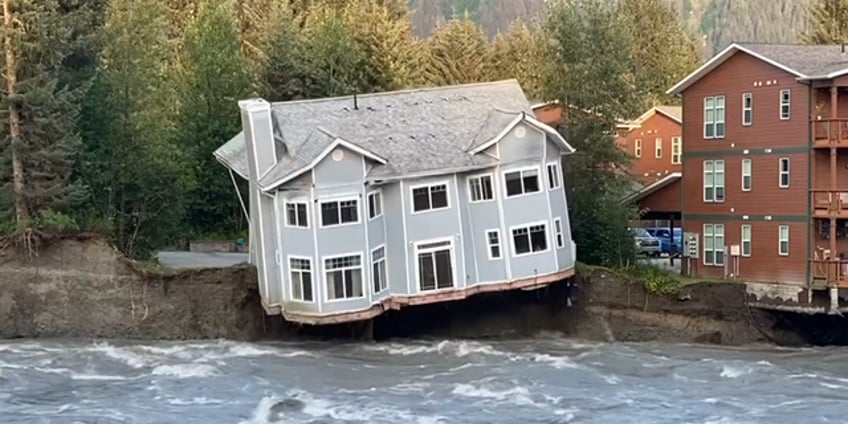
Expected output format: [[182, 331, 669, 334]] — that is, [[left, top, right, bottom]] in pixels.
[[424, 18, 490, 86], [486, 19, 549, 100], [800, 0, 848, 44]]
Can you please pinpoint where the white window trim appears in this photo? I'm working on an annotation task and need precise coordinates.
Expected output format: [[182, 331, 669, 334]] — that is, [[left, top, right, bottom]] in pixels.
[[740, 225, 751, 257], [485, 229, 502, 260], [703, 160, 725, 203], [509, 220, 550, 258], [553, 217, 564, 249], [409, 180, 451, 214], [715, 96, 726, 138], [467, 172, 495, 203], [284, 199, 310, 229], [741, 158, 752, 192], [322, 251, 365, 303], [654, 137, 662, 159], [671, 137, 681, 165], [634, 139, 642, 158], [778, 225, 790, 256], [742, 92, 752, 126], [367, 190, 383, 220], [546, 162, 561, 190], [414, 237, 457, 293], [780, 89, 791, 121], [318, 196, 361, 228], [778, 157, 790, 189], [502, 165, 542, 199], [704, 97, 714, 139], [371, 244, 388, 293], [288, 255, 315, 303], [703, 224, 725, 266]]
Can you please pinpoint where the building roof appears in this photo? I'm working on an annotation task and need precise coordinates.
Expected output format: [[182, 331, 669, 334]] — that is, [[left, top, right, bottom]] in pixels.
[[216, 80, 575, 189], [622, 172, 682, 204], [629, 105, 682, 126], [668, 42, 848, 95]]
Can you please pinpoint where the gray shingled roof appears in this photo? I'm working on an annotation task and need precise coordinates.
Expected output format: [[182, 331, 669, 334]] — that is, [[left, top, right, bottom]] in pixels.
[[655, 105, 681, 122], [216, 80, 542, 188], [737, 43, 848, 77]]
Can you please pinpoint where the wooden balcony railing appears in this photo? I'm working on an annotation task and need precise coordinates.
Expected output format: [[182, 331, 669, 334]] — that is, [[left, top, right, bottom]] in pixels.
[[812, 189, 848, 217], [812, 118, 848, 147], [811, 259, 848, 287]]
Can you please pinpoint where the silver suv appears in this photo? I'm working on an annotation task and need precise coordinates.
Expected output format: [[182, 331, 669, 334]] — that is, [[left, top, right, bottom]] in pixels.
[[631, 227, 661, 257]]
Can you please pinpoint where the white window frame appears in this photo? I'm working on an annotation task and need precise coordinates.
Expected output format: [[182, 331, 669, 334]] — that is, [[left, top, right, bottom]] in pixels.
[[671, 137, 682, 165], [414, 238, 456, 292], [634, 139, 642, 158], [485, 229, 502, 260], [780, 89, 791, 120], [742, 92, 753, 126], [371, 245, 387, 293], [319, 197, 360, 228], [546, 162, 561, 190], [703, 224, 725, 266], [467, 173, 495, 203], [410, 181, 451, 214], [654, 137, 662, 159], [503, 166, 542, 198], [704, 95, 726, 139], [741, 158, 752, 192], [778, 157, 790, 188], [510, 221, 550, 258], [288, 255, 314, 302], [284, 200, 309, 228], [554, 217, 564, 249], [367, 190, 382, 220], [703, 160, 725, 203], [322, 252, 364, 302], [778, 225, 790, 256], [741, 225, 751, 257]]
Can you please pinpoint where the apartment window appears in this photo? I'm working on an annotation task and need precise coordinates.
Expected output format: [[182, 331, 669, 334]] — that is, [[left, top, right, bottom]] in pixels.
[[741, 159, 752, 191], [554, 218, 564, 249], [742, 92, 753, 126], [412, 183, 449, 212], [417, 240, 454, 291], [671, 137, 682, 165], [285, 201, 308, 228], [741, 225, 751, 257], [703, 224, 725, 266], [704, 95, 726, 138], [779, 157, 790, 188], [320, 199, 358, 227], [703, 160, 725, 202], [654, 138, 663, 159], [324, 254, 363, 300], [486, 229, 501, 259], [367, 191, 382, 219], [289, 257, 313, 302], [504, 168, 540, 197], [468, 174, 494, 202], [512, 223, 548, 256], [371, 246, 387, 293], [780, 89, 791, 120], [547, 163, 561, 190], [634, 139, 642, 158], [779, 225, 790, 256]]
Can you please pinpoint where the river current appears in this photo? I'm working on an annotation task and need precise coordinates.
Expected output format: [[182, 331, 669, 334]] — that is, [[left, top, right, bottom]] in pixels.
[[0, 335, 845, 423]]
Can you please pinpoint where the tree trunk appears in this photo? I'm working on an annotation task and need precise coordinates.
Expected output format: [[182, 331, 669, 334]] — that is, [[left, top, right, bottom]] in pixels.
[[3, 0, 28, 226]]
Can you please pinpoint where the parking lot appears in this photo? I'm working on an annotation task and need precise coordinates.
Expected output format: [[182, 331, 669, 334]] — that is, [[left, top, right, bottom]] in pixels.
[[639, 254, 682, 273]]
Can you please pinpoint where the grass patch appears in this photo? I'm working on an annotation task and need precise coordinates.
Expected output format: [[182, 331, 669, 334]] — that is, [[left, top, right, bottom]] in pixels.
[[618, 262, 683, 295]]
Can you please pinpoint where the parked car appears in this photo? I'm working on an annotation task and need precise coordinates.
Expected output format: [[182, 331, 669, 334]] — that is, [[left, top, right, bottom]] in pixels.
[[631, 227, 661, 257], [645, 227, 683, 256]]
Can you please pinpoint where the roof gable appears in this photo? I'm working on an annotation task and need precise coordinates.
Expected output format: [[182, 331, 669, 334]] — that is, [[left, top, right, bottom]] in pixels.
[[469, 113, 576, 156], [622, 172, 682, 204], [631, 106, 682, 126]]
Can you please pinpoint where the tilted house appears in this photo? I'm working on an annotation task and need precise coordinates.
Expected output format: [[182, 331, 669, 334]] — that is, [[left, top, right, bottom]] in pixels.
[[215, 80, 577, 325]]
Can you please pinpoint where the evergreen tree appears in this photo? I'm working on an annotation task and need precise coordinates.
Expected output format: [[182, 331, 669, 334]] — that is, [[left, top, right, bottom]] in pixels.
[[800, 0, 848, 44], [258, 3, 307, 101], [424, 18, 490, 85], [299, 8, 369, 97], [486, 19, 549, 100], [177, 0, 254, 237]]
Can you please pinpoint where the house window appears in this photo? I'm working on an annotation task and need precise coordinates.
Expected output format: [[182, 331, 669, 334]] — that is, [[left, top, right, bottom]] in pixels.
[[417, 240, 454, 291], [512, 223, 548, 256], [554, 218, 564, 249], [412, 183, 449, 212], [654, 138, 662, 159], [468, 174, 494, 202], [704, 95, 726, 138], [371, 246, 387, 293], [546, 163, 561, 190], [367, 191, 382, 219], [504, 168, 540, 197], [703, 224, 725, 266], [285, 201, 308, 228], [741, 225, 751, 257], [289, 257, 313, 302], [324, 254, 363, 300], [671, 137, 682, 165], [634, 139, 642, 158], [780, 89, 791, 120], [703, 160, 725, 202], [741, 159, 752, 191], [742, 92, 753, 126], [779, 157, 790, 188], [779, 225, 790, 256], [486, 229, 501, 259], [320, 199, 358, 227]]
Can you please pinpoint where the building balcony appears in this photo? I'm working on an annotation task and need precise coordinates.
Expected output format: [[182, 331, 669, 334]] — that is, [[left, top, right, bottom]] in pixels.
[[811, 259, 848, 288], [812, 189, 848, 218], [812, 119, 848, 148]]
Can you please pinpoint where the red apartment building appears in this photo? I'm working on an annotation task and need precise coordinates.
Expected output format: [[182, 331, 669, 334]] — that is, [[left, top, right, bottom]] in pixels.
[[669, 42, 848, 294]]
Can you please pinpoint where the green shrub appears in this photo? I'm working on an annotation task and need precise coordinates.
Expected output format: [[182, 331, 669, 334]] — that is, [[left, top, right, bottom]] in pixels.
[[620, 263, 682, 295], [34, 210, 79, 234]]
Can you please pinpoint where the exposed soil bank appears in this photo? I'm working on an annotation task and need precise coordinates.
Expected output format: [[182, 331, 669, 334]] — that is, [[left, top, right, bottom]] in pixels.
[[0, 239, 811, 345]]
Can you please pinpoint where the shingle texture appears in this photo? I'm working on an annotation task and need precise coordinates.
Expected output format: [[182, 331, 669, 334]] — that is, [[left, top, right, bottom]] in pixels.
[[655, 105, 681, 122], [738, 43, 848, 77]]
